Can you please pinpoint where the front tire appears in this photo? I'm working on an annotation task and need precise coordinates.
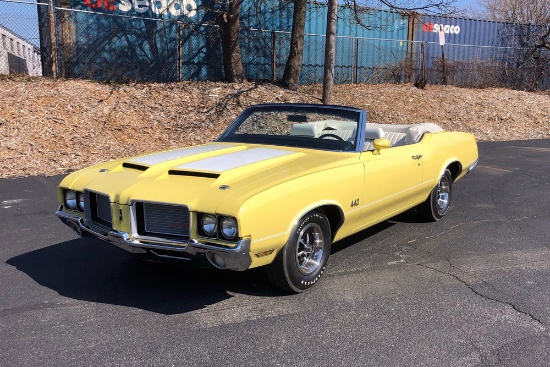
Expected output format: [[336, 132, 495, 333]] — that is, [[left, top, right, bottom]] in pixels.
[[266, 211, 331, 293], [419, 169, 453, 221]]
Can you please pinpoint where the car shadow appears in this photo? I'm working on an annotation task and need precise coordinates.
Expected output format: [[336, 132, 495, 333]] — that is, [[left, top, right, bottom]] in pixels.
[[330, 208, 428, 255], [7, 209, 426, 315], [6, 238, 287, 315], [388, 207, 429, 224], [331, 220, 395, 255]]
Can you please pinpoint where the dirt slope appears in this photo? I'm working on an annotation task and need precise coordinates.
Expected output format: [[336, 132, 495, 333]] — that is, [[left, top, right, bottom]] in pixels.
[[1, 77, 549, 178]]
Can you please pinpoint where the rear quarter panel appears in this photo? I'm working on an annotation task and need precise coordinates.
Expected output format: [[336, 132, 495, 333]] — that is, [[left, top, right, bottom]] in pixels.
[[419, 131, 478, 201]]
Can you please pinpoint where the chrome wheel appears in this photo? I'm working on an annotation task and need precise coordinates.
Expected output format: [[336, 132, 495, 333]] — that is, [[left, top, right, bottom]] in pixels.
[[436, 174, 451, 213], [266, 212, 331, 293], [295, 223, 325, 276], [417, 168, 453, 222]]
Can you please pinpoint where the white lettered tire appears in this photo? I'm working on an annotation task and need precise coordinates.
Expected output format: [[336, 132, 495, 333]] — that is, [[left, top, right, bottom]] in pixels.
[[266, 211, 331, 293]]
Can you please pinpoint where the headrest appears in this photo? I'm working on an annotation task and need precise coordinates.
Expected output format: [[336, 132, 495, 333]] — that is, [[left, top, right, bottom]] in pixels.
[[290, 123, 320, 137], [365, 126, 384, 140], [406, 126, 424, 144]]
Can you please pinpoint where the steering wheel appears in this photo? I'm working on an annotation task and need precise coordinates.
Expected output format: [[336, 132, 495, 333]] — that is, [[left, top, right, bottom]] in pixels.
[[319, 133, 345, 141]]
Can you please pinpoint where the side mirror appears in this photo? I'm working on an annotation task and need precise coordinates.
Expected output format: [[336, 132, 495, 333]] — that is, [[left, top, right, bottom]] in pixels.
[[373, 138, 391, 154]]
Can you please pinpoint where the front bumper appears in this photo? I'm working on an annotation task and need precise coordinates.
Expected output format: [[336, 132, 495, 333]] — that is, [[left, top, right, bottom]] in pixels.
[[56, 206, 252, 271]]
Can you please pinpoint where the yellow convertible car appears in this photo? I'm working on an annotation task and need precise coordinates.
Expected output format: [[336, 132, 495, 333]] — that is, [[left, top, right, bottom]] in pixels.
[[56, 104, 478, 292]]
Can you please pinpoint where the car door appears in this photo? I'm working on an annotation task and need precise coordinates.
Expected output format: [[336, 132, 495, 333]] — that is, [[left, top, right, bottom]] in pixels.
[[355, 144, 423, 230]]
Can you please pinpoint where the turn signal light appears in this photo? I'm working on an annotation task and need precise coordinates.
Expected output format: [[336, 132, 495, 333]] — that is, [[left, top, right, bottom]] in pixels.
[[255, 249, 275, 258]]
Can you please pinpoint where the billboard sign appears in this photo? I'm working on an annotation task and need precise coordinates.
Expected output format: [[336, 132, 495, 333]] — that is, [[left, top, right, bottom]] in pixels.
[[77, 0, 199, 19]]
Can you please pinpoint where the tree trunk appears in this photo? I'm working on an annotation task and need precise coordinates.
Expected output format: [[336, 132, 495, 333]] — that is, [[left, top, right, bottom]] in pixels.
[[281, 0, 307, 90], [145, 21, 160, 78], [217, 0, 244, 83], [322, 0, 337, 104], [37, 0, 60, 77]]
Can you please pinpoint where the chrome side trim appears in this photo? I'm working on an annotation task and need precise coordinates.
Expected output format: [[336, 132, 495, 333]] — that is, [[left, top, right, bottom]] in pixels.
[[468, 159, 479, 172], [56, 208, 252, 271]]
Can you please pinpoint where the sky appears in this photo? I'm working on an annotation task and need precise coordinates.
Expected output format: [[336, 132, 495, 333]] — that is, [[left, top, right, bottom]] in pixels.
[[453, 0, 481, 13]]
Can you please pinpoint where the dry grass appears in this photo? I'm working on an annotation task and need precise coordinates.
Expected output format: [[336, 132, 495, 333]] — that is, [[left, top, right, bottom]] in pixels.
[[1, 76, 549, 178]]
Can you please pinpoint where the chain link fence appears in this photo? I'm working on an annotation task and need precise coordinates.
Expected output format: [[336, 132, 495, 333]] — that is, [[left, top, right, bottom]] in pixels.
[[408, 41, 550, 90], [0, 0, 43, 76], [1, 0, 548, 90]]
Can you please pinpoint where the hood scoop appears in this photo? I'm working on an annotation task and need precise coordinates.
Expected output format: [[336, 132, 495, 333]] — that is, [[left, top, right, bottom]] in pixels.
[[122, 162, 149, 171], [168, 170, 220, 179]]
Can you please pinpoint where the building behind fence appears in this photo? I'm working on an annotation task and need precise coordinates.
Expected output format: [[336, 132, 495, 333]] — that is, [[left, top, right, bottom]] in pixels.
[[0, 24, 41, 76], [0, 0, 548, 90]]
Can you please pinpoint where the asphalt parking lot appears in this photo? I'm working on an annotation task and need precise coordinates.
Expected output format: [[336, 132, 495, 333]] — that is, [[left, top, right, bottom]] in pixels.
[[1, 139, 549, 366]]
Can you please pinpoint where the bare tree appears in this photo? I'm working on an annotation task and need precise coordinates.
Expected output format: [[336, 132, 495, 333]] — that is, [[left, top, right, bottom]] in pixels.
[[322, 0, 338, 104], [281, 0, 307, 90], [479, 0, 550, 24], [321, 0, 457, 103], [281, 0, 456, 94], [217, 0, 245, 82], [359, 0, 456, 12], [479, 0, 550, 89]]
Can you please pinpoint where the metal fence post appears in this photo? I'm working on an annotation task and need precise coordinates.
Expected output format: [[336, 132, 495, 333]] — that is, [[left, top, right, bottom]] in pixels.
[[441, 44, 447, 85], [271, 31, 276, 81], [354, 38, 358, 84], [178, 23, 183, 82]]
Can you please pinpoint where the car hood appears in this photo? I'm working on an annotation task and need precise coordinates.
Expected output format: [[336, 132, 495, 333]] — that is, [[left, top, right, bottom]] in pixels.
[[61, 143, 360, 212]]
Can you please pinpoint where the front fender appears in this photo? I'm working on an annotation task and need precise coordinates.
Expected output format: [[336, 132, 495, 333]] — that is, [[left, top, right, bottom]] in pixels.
[[225, 163, 363, 268]]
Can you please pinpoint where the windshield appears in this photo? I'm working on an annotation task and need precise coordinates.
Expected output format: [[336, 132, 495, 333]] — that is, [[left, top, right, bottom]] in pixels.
[[217, 104, 363, 152]]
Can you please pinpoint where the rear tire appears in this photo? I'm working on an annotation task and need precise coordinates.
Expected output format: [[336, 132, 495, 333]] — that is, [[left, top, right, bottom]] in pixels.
[[419, 169, 453, 221], [266, 211, 331, 293]]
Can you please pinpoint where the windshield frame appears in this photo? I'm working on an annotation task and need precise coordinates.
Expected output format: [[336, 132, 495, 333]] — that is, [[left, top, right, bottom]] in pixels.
[[216, 104, 367, 152]]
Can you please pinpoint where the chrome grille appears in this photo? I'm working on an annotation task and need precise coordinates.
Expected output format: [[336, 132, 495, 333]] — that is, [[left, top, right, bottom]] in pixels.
[[135, 202, 190, 240]]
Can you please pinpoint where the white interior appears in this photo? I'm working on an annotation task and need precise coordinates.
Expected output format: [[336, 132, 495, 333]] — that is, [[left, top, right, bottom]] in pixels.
[[290, 120, 443, 150]]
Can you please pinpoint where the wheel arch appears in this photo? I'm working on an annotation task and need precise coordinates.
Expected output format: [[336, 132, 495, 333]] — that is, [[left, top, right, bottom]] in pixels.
[[266, 204, 341, 292], [315, 204, 345, 242], [446, 160, 462, 182]]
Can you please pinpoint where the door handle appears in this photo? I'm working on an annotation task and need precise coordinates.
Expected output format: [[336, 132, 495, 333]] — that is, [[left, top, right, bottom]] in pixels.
[[412, 154, 422, 160]]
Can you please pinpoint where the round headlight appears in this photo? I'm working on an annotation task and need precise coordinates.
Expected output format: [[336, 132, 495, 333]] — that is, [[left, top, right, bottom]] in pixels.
[[64, 190, 77, 210], [220, 217, 238, 240], [77, 192, 85, 211], [201, 214, 218, 236]]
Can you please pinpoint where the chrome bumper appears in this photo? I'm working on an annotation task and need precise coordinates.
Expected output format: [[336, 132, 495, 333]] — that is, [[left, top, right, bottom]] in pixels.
[[55, 207, 252, 271]]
